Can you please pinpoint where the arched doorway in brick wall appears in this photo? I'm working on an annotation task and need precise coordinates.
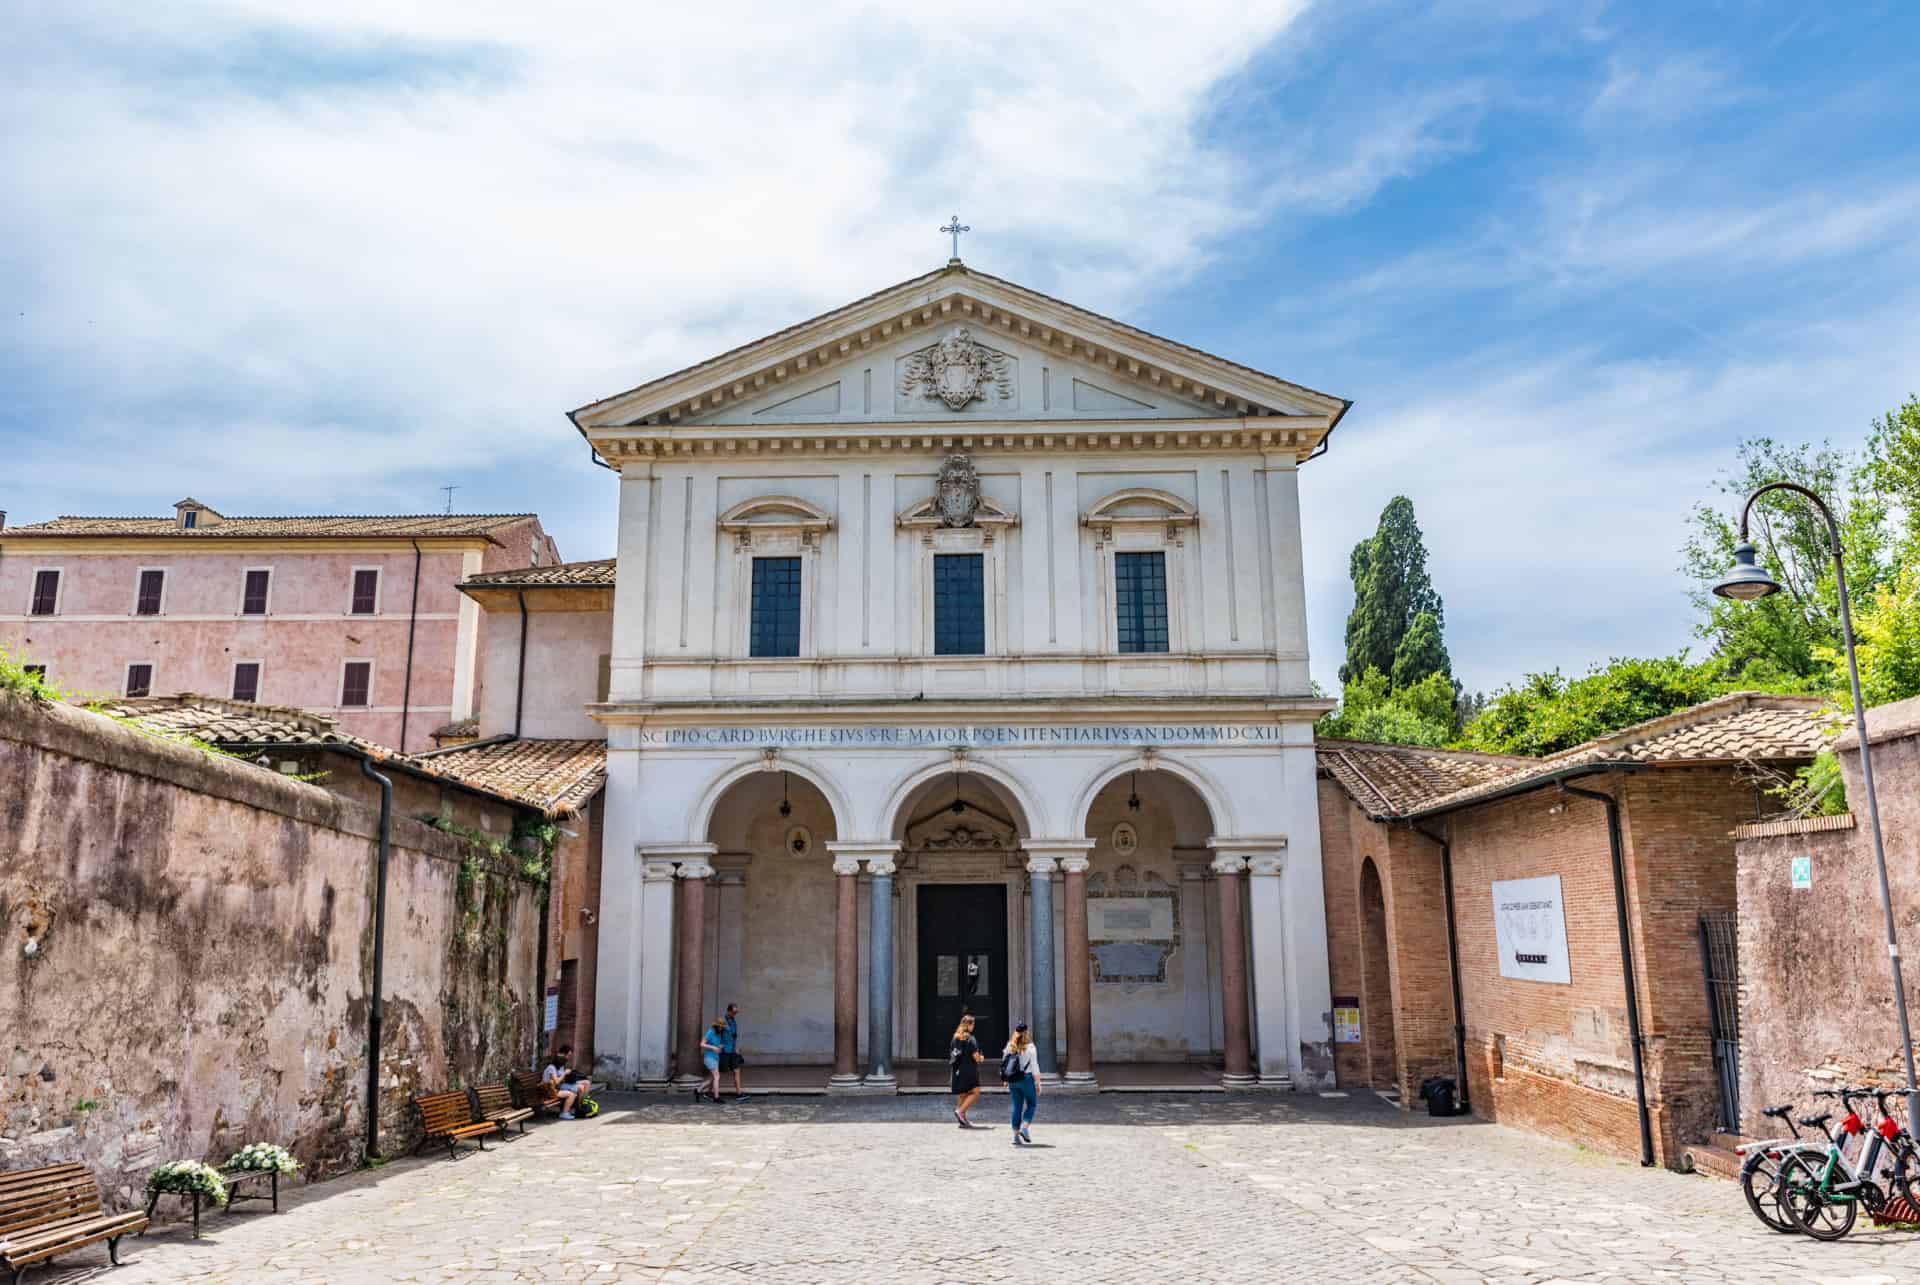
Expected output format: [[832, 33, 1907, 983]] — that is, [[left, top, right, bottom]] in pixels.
[[1359, 857, 1399, 1091]]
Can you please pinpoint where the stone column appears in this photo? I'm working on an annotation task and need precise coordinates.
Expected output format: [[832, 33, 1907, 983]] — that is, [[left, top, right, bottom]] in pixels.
[[1213, 853, 1255, 1086], [673, 859, 715, 1084], [1061, 852, 1096, 1086], [865, 849, 899, 1088], [1245, 847, 1293, 1089], [830, 852, 862, 1086], [1025, 854, 1059, 1077], [634, 851, 690, 1085]]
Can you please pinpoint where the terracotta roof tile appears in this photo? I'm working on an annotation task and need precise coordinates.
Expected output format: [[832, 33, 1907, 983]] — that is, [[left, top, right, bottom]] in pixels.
[[8, 513, 536, 539], [1316, 741, 1533, 819], [462, 558, 616, 588], [1319, 693, 1833, 820], [89, 696, 603, 815], [419, 738, 606, 816]]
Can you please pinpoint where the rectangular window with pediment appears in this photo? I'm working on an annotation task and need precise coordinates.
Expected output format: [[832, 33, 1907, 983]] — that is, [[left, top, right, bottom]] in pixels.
[[1115, 551, 1170, 653], [749, 557, 802, 658], [933, 554, 985, 656]]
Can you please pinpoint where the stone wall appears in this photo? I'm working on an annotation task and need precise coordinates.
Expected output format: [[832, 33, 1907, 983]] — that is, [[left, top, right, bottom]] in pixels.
[[1736, 696, 1920, 1132], [0, 692, 542, 1211]]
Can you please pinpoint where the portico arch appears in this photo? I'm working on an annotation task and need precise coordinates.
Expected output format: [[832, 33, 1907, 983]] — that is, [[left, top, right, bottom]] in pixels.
[[1065, 752, 1235, 840], [874, 753, 1042, 840], [687, 753, 854, 844]]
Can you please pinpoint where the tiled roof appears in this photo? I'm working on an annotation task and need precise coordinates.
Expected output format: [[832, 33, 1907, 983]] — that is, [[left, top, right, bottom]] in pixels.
[[90, 696, 604, 816], [6, 513, 535, 539], [1319, 693, 1832, 820], [463, 558, 616, 588], [1316, 741, 1531, 819], [418, 738, 606, 816], [432, 717, 479, 739]]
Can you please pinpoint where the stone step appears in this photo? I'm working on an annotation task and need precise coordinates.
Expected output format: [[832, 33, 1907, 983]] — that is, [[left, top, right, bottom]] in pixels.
[[1683, 1140, 1745, 1182]]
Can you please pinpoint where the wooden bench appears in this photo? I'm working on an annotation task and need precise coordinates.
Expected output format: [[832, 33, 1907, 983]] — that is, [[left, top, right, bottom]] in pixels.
[[412, 1091, 498, 1157], [510, 1070, 565, 1118], [471, 1084, 533, 1136], [0, 1162, 147, 1283]]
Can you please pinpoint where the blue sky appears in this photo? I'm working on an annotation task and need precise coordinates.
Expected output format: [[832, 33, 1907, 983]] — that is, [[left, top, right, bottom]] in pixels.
[[4, 1, 1916, 695]]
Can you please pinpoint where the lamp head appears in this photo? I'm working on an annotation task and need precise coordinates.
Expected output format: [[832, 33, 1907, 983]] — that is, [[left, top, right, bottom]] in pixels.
[[1712, 541, 1782, 602]]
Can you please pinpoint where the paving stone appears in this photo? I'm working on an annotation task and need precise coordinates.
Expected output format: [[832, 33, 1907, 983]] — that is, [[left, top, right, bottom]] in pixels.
[[18, 1093, 1920, 1282]]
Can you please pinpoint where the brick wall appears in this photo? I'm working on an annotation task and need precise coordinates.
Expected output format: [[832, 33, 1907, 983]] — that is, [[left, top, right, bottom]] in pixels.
[[1319, 763, 1761, 1168]]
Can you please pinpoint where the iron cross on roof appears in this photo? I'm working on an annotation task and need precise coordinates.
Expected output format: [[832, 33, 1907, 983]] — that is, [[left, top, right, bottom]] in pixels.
[[941, 214, 970, 261]]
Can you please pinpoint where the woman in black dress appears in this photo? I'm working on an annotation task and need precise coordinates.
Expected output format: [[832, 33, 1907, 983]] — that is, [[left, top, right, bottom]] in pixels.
[[949, 1014, 984, 1126]]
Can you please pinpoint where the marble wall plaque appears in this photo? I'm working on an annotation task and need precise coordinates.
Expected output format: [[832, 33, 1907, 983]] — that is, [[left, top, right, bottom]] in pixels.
[[1089, 897, 1175, 941]]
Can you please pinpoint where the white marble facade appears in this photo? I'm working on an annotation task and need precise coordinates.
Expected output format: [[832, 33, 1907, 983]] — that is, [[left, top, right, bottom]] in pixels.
[[575, 262, 1347, 1090]]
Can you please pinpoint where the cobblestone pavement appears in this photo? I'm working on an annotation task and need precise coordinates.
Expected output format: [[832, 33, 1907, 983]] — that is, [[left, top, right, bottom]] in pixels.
[[35, 1092, 1920, 1284]]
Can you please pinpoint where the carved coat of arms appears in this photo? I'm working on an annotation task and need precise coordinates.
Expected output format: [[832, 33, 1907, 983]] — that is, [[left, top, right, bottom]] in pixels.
[[901, 328, 1010, 410], [936, 454, 980, 528]]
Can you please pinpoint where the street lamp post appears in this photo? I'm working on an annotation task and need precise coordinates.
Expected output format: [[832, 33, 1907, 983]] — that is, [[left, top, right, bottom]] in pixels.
[[1713, 481, 1918, 1128]]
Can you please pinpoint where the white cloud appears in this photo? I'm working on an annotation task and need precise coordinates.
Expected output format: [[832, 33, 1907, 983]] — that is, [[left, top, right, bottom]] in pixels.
[[1, 1, 1311, 548]]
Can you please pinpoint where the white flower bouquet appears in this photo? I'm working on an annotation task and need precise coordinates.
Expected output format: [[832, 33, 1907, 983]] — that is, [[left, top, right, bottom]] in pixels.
[[146, 1159, 229, 1206], [225, 1142, 299, 1174]]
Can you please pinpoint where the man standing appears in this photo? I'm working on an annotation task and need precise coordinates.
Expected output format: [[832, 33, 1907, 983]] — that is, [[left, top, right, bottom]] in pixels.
[[723, 1003, 746, 1100]]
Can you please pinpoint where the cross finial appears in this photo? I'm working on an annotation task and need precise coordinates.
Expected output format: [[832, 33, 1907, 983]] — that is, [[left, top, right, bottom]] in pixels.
[[941, 214, 970, 262]]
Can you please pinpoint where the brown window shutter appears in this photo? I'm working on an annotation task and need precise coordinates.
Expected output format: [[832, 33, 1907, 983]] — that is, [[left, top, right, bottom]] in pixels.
[[136, 570, 165, 616], [125, 664, 152, 697], [30, 570, 59, 615], [232, 662, 261, 702], [351, 569, 379, 614], [242, 570, 270, 615], [341, 661, 372, 707]]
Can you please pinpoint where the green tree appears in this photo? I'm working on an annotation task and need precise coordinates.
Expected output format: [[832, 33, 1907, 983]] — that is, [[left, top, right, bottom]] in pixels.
[[1681, 436, 1891, 687], [1455, 655, 1734, 757], [1341, 497, 1444, 685], [1315, 667, 1453, 748], [1390, 610, 1451, 689]]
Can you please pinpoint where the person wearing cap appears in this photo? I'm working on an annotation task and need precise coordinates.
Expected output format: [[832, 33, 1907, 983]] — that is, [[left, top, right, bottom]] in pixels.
[[1002, 1021, 1040, 1144]]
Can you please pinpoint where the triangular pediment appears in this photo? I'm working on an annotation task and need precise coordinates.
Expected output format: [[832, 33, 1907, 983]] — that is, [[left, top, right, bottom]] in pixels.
[[570, 264, 1349, 437]]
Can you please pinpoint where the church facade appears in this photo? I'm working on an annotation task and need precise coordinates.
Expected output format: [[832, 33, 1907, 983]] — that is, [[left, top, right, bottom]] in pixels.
[[572, 260, 1350, 1091]]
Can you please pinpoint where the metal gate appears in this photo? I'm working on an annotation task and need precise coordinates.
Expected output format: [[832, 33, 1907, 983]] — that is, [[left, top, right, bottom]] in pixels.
[[1698, 911, 1740, 1133]]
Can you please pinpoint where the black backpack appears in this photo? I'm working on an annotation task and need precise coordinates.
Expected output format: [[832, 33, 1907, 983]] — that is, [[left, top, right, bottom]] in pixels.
[[1000, 1049, 1024, 1082]]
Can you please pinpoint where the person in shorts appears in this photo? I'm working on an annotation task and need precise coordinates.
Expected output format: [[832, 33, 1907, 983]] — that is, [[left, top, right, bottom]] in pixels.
[[721, 1003, 746, 1100]]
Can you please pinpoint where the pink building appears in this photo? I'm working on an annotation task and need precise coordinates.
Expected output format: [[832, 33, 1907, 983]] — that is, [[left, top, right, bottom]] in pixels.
[[0, 498, 559, 752]]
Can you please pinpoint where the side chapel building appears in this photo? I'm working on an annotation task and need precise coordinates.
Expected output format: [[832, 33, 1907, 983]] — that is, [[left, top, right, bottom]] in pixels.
[[569, 259, 1351, 1090]]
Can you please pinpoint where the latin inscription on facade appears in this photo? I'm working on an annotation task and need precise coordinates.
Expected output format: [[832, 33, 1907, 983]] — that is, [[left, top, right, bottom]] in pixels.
[[635, 723, 1288, 747]]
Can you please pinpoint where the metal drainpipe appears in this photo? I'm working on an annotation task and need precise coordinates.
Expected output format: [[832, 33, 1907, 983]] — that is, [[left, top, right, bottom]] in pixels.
[[1411, 821, 1470, 1115], [398, 540, 422, 752], [358, 757, 394, 1162], [1562, 781, 1655, 1167], [514, 591, 529, 738]]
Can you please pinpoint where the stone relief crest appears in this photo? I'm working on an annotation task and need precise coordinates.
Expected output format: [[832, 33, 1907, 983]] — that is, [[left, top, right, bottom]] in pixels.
[[900, 328, 1011, 411], [934, 453, 981, 528]]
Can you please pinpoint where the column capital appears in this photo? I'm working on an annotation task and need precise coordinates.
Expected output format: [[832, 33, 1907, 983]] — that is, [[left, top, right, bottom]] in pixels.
[[1024, 855, 1058, 875], [1023, 838, 1096, 860], [831, 856, 863, 877], [1247, 854, 1286, 877], [640, 859, 680, 883], [1210, 854, 1248, 876], [676, 860, 716, 880], [1059, 854, 1091, 875], [828, 839, 900, 877]]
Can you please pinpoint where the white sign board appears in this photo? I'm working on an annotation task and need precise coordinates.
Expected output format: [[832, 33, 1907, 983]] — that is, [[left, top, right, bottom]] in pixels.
[[1087, 898, 1176, 942], [1492, 875, 1572, 984], [1791, 856, 1812, 890], [543, 988, 559, 1032]]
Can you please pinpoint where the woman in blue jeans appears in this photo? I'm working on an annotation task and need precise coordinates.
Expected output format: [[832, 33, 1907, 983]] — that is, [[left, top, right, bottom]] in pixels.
[[1003, 1022, 1039, 1144]]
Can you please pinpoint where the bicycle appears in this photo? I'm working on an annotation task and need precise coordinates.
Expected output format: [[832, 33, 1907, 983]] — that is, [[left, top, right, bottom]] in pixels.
[[1776, 1088, 1918, 1241], [1737, 1103, 1824, 1234]]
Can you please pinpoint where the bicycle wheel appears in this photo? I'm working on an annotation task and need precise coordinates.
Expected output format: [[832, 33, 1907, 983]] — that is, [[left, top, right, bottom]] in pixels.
[[1778, 1153, 1857, 1241], [1740, 1149, 1801, 1234]]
